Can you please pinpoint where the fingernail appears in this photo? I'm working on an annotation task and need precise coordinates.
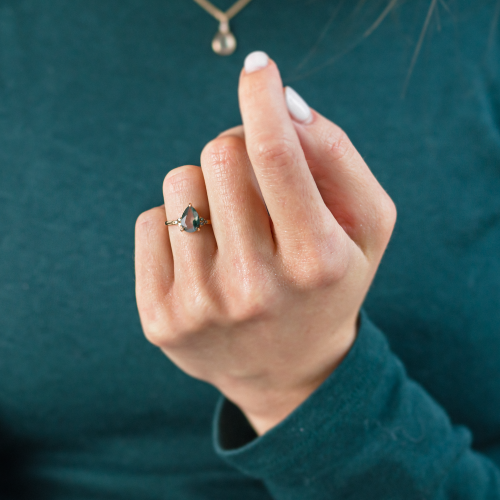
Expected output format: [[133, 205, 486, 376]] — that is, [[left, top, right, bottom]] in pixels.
[[244, 51, 269, 74], [285, 86, 313, 124]]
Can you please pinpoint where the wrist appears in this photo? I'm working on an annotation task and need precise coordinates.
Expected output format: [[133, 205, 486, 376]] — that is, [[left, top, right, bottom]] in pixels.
[[234, 318, 358, 435]]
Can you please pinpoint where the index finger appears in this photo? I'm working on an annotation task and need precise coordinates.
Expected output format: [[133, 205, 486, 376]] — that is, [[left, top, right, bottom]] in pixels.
[[239, 51, 341, 253]]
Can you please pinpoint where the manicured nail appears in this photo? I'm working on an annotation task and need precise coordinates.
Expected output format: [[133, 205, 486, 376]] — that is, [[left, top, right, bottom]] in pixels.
[[285, 86, 313, 124], [244, 51, 269, 74]]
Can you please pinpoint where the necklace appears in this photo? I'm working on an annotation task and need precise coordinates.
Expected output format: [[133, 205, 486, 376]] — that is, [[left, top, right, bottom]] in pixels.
[[192, 0, 254, 56]]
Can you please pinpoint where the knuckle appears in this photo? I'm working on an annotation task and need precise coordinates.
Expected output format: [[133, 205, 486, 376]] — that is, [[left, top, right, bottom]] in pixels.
[[142, 315, 171, 347], [285, 235, 350, 289], [141, 282, 225, 349], [159, 322, 203, 349], [163, 165, 199, 196], [201, 136, 245, 185], [322, 125, 354, 163], [227, 291, 272, 324], [215, 252, 276, 324], [231, 302, 267, 324], [377, 192, 397, 236], [252, 135, 294, 170], [202, 135, 244, 160], [135, 207, 166, 249], [144, 308, 209, 350], [292, 259, 341, 289], [222, 262, 273, 323], [173, 288, 218, 334], [227, 282, 274, 324], [135, 209, 158, 232], [138, 294, 174, 347]]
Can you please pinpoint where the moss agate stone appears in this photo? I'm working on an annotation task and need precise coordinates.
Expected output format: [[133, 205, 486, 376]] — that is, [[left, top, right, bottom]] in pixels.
[[180, 205, 199, 233]]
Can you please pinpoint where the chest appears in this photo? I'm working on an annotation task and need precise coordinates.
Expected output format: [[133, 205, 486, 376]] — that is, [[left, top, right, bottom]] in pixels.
[[0, 0, 499, 448]]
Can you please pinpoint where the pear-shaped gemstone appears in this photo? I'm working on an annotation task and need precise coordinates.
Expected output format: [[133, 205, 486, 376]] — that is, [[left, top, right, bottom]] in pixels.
[[180, 205, 199, 233]]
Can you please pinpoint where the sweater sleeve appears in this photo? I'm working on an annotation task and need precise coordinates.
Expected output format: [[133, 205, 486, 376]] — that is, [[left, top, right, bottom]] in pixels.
[[212, 311, 500, 499]]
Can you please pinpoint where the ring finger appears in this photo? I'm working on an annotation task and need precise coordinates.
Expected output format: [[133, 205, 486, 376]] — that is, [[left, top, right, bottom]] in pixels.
[[163, 165, 216, 284]]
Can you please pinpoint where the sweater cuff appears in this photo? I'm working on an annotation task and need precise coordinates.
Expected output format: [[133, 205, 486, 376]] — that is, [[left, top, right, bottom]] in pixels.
[[212, 309, 388, 479]]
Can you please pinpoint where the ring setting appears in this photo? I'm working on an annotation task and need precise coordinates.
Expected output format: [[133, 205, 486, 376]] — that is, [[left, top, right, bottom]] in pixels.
[[165, 203, 211, 233]]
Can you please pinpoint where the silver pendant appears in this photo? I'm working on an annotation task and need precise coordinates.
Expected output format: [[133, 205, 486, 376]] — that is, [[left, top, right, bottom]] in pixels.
[[212, 21, 237, 56]]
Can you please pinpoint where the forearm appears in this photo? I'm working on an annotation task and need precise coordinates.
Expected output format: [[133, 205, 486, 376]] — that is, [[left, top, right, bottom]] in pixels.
[[213, 311, 500, 499]]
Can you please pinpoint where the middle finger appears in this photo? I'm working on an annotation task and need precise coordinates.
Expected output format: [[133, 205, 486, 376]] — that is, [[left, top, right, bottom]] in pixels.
[[200, 128, 274, 257]]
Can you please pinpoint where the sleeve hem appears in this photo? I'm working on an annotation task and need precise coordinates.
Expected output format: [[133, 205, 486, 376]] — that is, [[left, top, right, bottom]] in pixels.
[[212, 309, 390, 478]]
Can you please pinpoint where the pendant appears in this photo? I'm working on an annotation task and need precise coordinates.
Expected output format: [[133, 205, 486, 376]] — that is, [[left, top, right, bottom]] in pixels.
[[212, 20, 237, 56]]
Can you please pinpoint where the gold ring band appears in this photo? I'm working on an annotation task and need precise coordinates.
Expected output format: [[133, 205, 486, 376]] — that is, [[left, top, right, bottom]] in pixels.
[[165, 203, 211, 233]]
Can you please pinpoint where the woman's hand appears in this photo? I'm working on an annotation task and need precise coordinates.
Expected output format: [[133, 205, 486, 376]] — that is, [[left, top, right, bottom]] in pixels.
[[135, 53, 396, 435]]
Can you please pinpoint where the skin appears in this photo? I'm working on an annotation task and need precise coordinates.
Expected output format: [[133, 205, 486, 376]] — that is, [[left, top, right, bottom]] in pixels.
[[134, 57, 396, 436]]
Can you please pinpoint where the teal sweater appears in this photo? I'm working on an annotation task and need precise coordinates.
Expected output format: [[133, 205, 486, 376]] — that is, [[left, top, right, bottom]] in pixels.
[[1, 0, 499, 498]]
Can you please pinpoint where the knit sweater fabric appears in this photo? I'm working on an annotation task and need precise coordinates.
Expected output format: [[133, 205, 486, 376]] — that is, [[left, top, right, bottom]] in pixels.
[[0, 0, 499, 498]]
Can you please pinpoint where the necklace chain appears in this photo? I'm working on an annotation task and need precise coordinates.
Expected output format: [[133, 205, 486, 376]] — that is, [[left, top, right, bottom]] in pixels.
[[192, 0, 253, 23], [192, 0, 254, 55]]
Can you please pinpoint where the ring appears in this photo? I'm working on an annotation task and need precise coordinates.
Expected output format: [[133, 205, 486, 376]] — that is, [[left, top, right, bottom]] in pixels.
[[165, 203, 211, 233]]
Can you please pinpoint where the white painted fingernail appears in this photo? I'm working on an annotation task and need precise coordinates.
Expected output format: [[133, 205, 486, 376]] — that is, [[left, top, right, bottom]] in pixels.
[[285, 86, 313, 124], [244, 51, 269, 74]]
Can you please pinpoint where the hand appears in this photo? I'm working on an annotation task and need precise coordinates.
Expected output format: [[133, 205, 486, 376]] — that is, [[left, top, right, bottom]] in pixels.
[[135, 53, 396, 435]]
